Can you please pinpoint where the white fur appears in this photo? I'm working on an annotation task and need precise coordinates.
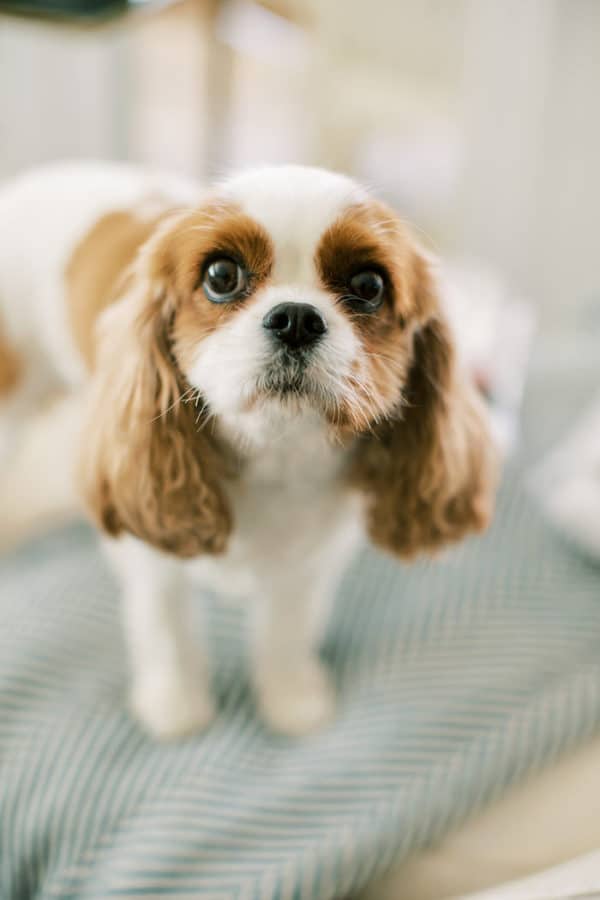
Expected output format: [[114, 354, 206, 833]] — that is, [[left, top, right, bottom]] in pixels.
[[187, 284, 361, 427], [0, 162, 370, 738], [221, 165, 366, 284], [0, 161, 200, 388], [105, 535, 215, 739], [0, 393, 82, 550]]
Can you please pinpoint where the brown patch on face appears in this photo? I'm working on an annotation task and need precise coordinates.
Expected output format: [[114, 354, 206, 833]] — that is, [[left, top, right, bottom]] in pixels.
[[78, 200, 273, 559], [157, 204, 274, 373], [0, 319, 23, 398], [315, 200, 432, 431], [317, 200, 437, 320], [66, 210, 164, 369]]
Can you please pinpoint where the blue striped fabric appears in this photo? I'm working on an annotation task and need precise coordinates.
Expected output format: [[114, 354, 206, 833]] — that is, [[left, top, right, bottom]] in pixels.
[[2, 466, 600, 899]]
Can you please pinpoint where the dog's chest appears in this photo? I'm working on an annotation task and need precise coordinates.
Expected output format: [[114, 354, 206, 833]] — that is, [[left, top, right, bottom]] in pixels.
[[190, 413, 356, 597], [233, 415, 349, 547]]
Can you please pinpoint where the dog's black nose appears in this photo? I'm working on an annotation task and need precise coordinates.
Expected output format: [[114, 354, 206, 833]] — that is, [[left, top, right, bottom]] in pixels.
[[262, 303, 327, 349]]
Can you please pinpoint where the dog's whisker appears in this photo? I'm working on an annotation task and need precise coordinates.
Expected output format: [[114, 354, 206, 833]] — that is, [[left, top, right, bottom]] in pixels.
[[150, 386, 197, 423]]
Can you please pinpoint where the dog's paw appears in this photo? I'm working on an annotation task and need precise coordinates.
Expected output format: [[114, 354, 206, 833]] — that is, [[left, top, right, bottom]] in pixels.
[[130, 670, 215, 741], [256, 658, 335, 736]]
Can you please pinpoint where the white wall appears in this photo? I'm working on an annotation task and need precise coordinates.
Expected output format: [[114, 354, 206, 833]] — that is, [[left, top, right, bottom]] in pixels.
[[0, 17, 130, 174], [456, 0, 600, 330]]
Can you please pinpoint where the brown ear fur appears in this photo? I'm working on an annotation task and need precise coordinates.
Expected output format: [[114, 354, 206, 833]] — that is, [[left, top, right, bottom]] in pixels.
[[352, 252, 497, 558], [80, 272, 232, 559]]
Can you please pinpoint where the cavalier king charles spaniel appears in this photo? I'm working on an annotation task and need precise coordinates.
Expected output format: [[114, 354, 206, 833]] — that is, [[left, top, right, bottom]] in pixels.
[[0, 162, 497, 738]]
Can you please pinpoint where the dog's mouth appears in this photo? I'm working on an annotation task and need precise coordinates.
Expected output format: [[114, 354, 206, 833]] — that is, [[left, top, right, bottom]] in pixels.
[[258, 348, 314, 397], [246, 349, 368, 433], [246, 347, 361, 428]]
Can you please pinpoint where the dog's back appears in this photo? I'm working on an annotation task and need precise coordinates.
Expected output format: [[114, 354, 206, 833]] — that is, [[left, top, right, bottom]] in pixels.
[[0, 161, 200, 390]]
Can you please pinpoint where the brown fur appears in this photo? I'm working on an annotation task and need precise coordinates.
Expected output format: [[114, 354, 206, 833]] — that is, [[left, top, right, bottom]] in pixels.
[[66, 210, 161, 369], [315, 203, 426, 432], [78, 203, 273, 558], [77, 193, 494, 560], [317, 202, 497, 557], [0, 319, 23, 398], [162, 206, 274, 373]]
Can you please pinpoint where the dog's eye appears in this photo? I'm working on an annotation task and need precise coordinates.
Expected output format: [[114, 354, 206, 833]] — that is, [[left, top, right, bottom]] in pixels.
[[347, 270, 385, 309], [203, 257, 248, 303]]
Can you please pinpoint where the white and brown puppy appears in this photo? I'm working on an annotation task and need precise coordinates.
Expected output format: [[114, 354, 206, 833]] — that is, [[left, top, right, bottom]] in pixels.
[[0, 162, 496, 738]]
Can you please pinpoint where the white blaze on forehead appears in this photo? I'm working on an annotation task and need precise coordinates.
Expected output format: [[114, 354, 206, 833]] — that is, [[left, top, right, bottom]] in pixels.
[[220, 166, 368, 283]]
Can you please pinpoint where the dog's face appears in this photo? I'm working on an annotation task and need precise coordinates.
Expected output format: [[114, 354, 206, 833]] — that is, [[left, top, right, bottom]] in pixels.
[[147, 167, 431, 438], [82, 166, 496, 558]]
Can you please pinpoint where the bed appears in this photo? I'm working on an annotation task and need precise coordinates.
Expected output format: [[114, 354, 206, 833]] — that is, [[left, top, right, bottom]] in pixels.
[[2, 342, 600, 900]]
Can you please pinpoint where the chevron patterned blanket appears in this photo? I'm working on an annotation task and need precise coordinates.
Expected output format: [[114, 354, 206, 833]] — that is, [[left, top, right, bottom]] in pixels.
[[2, 462, 600, 898]]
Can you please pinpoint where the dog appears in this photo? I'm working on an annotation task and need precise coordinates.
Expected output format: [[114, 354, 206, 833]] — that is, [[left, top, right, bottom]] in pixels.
[[0, 162, 497, 738]]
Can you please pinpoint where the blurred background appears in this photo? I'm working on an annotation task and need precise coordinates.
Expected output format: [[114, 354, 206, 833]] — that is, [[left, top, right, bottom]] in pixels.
[[1, 0, 599, 341], [3, 7, 600, 898]]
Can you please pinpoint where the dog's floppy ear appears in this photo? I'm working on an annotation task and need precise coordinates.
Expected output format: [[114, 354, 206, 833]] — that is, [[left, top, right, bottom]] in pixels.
[[352, 247, 497, 558], [79, 240, 232, 559]]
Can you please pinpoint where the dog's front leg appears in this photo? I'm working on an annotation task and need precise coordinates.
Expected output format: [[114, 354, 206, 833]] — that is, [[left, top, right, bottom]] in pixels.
[[104, 535, 215, 740], [250, 568, 340, 737]]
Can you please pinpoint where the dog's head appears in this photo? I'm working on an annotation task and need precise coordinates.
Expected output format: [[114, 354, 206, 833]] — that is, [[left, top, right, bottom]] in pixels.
[[81, 165, 497, 557]]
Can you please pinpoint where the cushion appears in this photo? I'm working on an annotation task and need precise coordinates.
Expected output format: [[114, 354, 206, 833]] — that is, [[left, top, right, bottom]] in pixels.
[[2, 461, 600, 899]]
